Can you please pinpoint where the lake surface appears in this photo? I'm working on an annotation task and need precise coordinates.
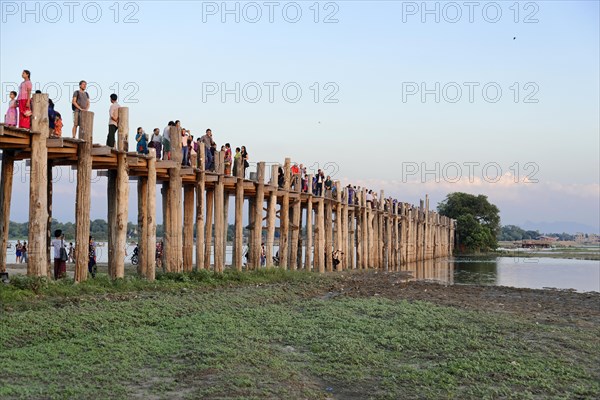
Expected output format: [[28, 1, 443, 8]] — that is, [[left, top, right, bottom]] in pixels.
[[5, 241, 599, 292], [400, 256, 600, 293]]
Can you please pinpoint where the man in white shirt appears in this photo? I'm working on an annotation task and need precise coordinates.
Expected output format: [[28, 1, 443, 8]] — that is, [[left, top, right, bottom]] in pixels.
[[106, 94, 119, 148]]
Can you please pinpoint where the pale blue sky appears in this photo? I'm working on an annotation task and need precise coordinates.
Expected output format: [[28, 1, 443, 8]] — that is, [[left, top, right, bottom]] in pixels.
[[1, 1, 599, 231]]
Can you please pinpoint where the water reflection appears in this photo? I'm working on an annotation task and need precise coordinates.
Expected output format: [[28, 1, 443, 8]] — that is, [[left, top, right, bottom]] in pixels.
[[399, 257, 600, 293]]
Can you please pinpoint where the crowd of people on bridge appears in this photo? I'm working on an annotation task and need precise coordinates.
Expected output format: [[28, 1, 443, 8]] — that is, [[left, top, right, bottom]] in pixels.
[[4, 69, 407, 214]]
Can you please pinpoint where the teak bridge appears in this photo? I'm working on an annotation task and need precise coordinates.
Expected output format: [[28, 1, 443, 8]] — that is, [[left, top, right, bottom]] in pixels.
[[0, 94, 456, 282]]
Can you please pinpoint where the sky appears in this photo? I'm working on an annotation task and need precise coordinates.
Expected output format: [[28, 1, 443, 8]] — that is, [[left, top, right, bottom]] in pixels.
[[1, 0, 599, 232]]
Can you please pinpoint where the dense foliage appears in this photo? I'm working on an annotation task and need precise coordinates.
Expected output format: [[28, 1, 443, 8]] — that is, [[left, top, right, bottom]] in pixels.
[[438, 192, 500, 253]]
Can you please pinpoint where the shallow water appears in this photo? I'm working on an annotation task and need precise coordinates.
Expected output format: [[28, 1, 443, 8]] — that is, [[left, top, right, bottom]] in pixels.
[[5, 241, 599, 292], [400, 256, 600, 293]]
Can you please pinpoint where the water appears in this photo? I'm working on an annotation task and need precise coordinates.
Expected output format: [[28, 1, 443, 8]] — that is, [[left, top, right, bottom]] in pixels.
[[5, 240, 599, 292], [400, 256, 600, 293]]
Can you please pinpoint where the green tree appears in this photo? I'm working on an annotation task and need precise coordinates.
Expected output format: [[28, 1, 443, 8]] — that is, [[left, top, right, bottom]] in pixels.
[[438, 192, 500, 253]]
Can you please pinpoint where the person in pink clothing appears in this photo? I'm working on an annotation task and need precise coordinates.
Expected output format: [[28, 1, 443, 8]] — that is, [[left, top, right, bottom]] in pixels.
[[17, 70, 32, 129], [4, 91, 18, 126]]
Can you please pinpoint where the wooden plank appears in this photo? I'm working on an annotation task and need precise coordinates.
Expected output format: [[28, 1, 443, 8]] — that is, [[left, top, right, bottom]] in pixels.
[[92, 145, 112, 156], [74, 111, 94, 282], [27, 94, 49, 277]]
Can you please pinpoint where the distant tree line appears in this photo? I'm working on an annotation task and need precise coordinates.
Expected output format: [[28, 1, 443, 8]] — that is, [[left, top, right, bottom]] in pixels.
[[497, 225, 575, 241]]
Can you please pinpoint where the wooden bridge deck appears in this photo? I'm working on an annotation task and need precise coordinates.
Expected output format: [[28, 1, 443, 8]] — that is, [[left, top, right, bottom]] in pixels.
[[0, 95, 455, 282]]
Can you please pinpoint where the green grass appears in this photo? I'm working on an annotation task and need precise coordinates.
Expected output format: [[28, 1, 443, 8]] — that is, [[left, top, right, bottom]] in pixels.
[[1, 272, 598, 399]]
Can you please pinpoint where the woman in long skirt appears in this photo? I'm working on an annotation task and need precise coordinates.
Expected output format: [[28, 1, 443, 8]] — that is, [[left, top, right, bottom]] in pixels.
[[17, 70, 32, 129]]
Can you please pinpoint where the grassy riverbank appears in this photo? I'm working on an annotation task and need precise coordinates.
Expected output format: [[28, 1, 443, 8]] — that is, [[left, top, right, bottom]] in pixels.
[[1, 270, 599, 399]]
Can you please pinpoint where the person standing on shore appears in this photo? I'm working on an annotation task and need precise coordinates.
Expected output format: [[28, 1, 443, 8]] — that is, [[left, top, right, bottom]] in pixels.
[[17, 70, 32, 129], [15, 240, 22, 263], [106, 94, 119, 148], [88, 236, 97, 278], [71, 80, 90, 138], [51, 230, 67, 279], [21, 242, 27, 263]]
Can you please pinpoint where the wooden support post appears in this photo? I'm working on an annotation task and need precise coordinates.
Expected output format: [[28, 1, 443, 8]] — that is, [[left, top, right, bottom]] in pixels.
[[195, 146, 205, 271], [325, 196, 333, 272], [361, 188, 368, 270], [46, 162, 53, 278], [252, 162, 265, 269], [28, 93, 49, 277], [234, 160, 244, 270], [161, 183, 170, 271], [305, 174, 313, 271], [334, 181, 342, 271], [166, 125, 182, 272], [279, 158, 291, 269], [223, 193, 229, 266], [341, 187, 349, 271], [393, 201, 399, 271], [114, 107, 130, 278], [146, 148, 157, 280], [289, 175, 301, 270], [316, 197, 325, 273], [352, 190, 363, 269], [248, 197, 255, 268], [349, 203, 356, 270], [265, 165, 278, 268], [196, 175, 206, 270], [0, 150, 15, 273], [183, 185, 195, 272], [386, 199, 392, 272], [214, 152, 225, 273], [137, 176, 148, 277], [204, 189, 214, 270], [108, 171, 117, 276]]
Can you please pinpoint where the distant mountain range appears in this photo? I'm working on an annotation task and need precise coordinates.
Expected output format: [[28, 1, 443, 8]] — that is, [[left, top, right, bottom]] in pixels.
[[521, 220, 600, 235]]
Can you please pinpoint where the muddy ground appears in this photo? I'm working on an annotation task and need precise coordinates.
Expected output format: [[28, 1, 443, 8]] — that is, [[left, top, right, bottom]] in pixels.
[[322, 270, 600, 328]]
